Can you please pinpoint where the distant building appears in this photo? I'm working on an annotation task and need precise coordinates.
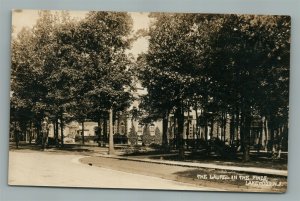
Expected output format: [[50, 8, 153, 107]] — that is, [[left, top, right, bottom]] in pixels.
[[47, 84, 237, 145]]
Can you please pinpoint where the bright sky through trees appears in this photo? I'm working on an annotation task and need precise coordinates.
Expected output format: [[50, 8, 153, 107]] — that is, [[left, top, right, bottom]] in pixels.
[[12, 9, 150, 57]]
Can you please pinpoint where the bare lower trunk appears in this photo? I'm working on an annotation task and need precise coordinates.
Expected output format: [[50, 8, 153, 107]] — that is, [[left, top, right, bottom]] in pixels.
[[230, 113, 234, 145], [177, 106, 185, 160], [81, 121, 85, 144], [270, 128, 275, 155], [55, 118, 59, 147], [239, 104, 251, 162], [108, 108, 115, 155], [37, 124, 41, 146], [186, 108, 190, 150], [173, 113, 177, 149], [14, 122, 19, 149], [29, 121, 33, 144], [264, 118, 269, 151], [104, 118, 108, 146], [210, 120, 214, 140], [277, 125, 287, 159], [162, 110, 169, 149], [223, 122, 226, 142], [277, 128, 283, 159], [242, 112, 251, 162], [205, 118, 208, 142], [222, 112, 227, 142], [195, 107, 199, 140], [235, 109, 240, 145], [60, 117, 64, 147], [98, 118, 102, 147]]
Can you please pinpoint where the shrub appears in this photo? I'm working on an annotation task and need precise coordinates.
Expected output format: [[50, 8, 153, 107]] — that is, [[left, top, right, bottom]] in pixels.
[[128, 125, 138, 145], [141, 125, 152, 145], [153, 127, 162, 145]]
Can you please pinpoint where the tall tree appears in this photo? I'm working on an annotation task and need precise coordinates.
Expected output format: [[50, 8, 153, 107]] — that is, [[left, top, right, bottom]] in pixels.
[[205, 14, 290, 161], [72, 11, 134, 153]]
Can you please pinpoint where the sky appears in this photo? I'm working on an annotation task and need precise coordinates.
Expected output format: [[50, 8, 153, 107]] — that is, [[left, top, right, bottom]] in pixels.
[[11, 9, 151, 57]]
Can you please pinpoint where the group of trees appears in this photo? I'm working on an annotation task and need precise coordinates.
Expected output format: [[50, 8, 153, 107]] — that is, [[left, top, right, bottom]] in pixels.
[[11, 11, 290, 161], [137, 13, 290, 161], [11, 11, 134, 149]]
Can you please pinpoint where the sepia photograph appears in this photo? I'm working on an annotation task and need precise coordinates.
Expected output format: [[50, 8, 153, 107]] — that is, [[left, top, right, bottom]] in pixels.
[[9, 9, 290, 193]]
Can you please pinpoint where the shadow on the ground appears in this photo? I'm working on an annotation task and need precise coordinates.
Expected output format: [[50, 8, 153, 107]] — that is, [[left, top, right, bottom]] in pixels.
[[9, 143, 94, 153], [123, 148, 287, 170], [160, 153, 285, 169], [10, 142, 287, 170]]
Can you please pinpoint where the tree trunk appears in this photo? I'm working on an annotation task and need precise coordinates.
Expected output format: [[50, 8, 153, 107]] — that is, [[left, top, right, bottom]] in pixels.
[[173, 113, 177, 149], [195, 107, 199, 139], [98, 118, 102, 147], [210, 119, 214, 140], [204, 115, 208, 142], [103, 118, 108, 145], [162, 110, 169, 150], [270, 127, 275, 156], [230, 113, 235, 145], [241, 109, 251, 162], [276, 125, 286, 159], [217, 122, 220, 139], [81, 121, 85, 145], [264, 117, 269, 151], [55, 118, 59, 147], [176, 106, 185, 160], [108, 108, 115, 155], [258, 118, 264, 153], [235, 109, 240, 145], [37, 122, 41, 146], [14, 121, 19, 149], [60, 117, 64, 147], [240, 110, 245, 152], [221, 113, 224, 142], [223, 112, 227, 142], [186, 107, 190, 150], [257, 130, 261, 153], [29, 121, 33, 144]]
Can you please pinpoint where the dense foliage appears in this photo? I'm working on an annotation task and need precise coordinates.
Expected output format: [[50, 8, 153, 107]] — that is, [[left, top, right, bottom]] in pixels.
[[11, 11, 290, 162], [137, 13, 290, 160], [11, 11, 133, 147]]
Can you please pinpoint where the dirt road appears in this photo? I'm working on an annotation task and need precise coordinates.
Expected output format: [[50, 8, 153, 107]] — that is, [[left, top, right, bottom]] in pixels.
[[8, 150, 218, 191]]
